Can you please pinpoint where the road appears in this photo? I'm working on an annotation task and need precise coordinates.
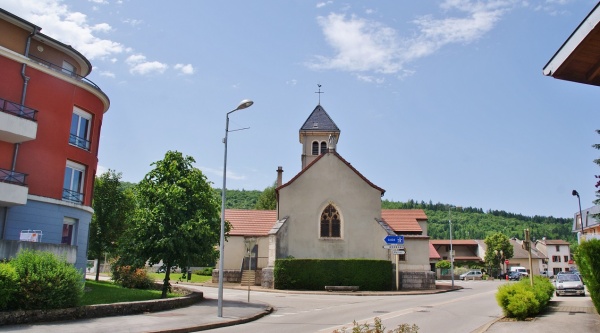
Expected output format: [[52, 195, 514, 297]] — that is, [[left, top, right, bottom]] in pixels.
[[189, 280, 504, 333]]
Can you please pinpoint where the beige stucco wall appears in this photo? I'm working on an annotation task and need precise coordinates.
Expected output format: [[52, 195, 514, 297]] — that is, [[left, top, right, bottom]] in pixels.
[[398, 238, 431, 271], [221, 236, 269, 270], [278, 153, 388, 260]]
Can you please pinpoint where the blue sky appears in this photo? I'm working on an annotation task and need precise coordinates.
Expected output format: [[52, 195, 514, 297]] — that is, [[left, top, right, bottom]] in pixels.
[[4, 0, 600, 218]]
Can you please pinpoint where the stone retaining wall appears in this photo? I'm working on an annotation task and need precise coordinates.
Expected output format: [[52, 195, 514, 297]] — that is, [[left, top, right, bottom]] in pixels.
[[400, 271, 436, 290]]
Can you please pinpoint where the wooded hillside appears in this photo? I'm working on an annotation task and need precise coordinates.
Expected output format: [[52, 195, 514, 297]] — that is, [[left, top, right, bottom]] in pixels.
[[219, 189, 576, 243]]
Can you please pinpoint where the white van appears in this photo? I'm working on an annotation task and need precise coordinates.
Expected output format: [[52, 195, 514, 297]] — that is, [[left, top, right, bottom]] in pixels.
[[510, 266, 529, 276]]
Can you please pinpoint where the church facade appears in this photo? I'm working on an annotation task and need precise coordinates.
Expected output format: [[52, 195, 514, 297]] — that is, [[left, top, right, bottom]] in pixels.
[[218, 104, 434, 290]]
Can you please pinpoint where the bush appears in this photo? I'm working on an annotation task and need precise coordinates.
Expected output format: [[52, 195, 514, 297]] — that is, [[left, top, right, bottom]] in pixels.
[[496, 277, 554, 320], [0, 262, 19, 310], [575, 239, 600, 313], [333, 317, 419, 333], [112, 265, 153, 289], [435, 260, 451, 270], [10, 250, 83, 310], [275, 259, 392, 291], [194, 267, 213, 276]]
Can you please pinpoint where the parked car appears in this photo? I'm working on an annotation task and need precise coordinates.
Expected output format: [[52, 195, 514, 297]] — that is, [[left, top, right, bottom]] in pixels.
[[555, 273, 585, 296], [508, 271, 522, 281], [459, 270, 483, 280]]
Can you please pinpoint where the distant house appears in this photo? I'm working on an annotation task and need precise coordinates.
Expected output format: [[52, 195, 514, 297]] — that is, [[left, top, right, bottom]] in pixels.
[[218, 103, 433, 290], [430, 239, 485, 266], [572, 205, 600, 243], [535, 239, 574, 276], [0, 9, 110, 273], [507, 239, 547, 276]]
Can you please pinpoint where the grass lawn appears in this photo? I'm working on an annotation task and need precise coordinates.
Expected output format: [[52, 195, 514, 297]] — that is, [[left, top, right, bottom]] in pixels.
[[147, 272, 212, 284], [81, 280, 179, 306]]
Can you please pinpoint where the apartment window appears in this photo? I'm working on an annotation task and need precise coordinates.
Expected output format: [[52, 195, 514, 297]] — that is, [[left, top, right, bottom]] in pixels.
[[69, 107, 91, 150], [62, 217, 77, 245], [552, 255, 561, 262], [62, 61, 75, 76], [63, 161, 85, 204], [320, 204, 341, 238], [555, 245, 560, 252], [553, 267, 561, 275], [564, 255, 569, 262]]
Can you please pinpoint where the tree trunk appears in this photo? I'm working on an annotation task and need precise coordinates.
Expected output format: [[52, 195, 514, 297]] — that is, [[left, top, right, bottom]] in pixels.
[[162, 263, 171, 298]]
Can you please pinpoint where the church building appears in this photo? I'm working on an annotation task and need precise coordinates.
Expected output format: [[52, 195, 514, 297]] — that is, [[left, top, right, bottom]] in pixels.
[[217, 103, 434, 290]]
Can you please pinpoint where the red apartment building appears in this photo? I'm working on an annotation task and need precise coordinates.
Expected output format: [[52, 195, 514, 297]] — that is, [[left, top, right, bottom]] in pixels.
[[0, 9, 109, 273]]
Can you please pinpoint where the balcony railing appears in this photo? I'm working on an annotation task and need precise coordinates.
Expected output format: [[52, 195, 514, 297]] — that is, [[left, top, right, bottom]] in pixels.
[[28, 55, 103, 92], [62, 188, 84, 204], [69, 133, 91, 150], [0, 168, 27, 186], [0, 97, 38, 121]]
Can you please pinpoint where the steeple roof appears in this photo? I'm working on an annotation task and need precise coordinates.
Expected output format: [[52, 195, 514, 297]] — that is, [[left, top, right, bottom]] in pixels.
[[300, 105, 340, 132]]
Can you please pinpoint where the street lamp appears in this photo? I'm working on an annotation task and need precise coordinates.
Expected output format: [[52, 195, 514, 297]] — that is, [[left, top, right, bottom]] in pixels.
[[218, 99, 254, 317], [572, 190, 584, 243], [448, 206, 458, 287]]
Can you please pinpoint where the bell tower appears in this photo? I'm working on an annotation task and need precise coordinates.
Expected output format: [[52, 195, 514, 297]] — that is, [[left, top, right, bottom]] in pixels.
[[299, 104, 340, 169]]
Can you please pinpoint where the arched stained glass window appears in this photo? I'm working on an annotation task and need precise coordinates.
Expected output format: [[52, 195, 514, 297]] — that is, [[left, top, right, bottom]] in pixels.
[[320, 204, 341, 238]]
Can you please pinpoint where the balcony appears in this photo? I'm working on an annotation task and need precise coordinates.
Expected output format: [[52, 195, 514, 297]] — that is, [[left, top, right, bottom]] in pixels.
[[29, 54, 103, 92], [0, 97, 38, 143], [0, 168, 28, 206], [62, 188, 84, 204], [0, 240, 76, 264]]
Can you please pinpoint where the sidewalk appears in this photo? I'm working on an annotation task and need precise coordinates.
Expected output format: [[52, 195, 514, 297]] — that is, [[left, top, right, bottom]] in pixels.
[[477, 298, 600, 333]]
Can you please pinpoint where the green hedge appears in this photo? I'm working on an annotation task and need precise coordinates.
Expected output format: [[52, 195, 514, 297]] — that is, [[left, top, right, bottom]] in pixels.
[[8, 250, 83, 310], [496, 276, 554, 320], [274, 259, 392, 291], [575, 239, 600, 313]]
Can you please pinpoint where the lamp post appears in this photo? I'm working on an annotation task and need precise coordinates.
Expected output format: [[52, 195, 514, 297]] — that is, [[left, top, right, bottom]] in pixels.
[[572, 190, 584, 243], [448, 206, 456, 287], [218, 99, 254, 317]]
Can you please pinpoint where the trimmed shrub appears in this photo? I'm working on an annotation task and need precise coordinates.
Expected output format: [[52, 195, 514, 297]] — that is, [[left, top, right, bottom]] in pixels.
[[113, 265, 153, 289], [575, 239, 600, 313], [274, 259, 392, 291], [10, 250, 83, 310], [0, 262, 19, 310], [496, 277, 554, 320], [194, 267, 213, 276]]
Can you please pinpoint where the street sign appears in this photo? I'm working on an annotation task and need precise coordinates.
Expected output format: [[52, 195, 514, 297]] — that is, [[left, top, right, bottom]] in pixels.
[[384, 235, 404, 244], [392, 250, 406, 255], [383, 244, 405, 249]]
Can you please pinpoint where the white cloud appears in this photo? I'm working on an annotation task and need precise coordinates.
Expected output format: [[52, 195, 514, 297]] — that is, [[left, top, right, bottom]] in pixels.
[[201, 166, 246, 180], [316, 1, 333, 9], [96, 164, 108, 176], [126, 54, 168, 75], [1, 0, 124, 60], [308, 0, 513, 76], [99, 71, 115, 78], [123, 18, 143, 27], [174, 63, 194, 75], [286, 79, 298, 86]]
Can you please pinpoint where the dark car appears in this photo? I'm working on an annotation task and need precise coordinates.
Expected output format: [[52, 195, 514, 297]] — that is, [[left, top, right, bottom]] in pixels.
[[508, 271, 522, 281]]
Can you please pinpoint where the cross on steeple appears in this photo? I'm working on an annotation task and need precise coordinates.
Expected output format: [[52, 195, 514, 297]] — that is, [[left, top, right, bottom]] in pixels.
[[315, 84, 324, 105]]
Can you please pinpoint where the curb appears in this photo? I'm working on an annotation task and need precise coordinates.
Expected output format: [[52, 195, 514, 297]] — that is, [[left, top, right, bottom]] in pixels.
[[470, 316, 504, 333], [147, 306, 274, 333]]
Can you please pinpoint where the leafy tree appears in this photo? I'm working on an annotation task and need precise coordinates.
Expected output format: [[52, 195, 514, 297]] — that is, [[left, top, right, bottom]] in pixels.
[[88, 170, 135, 281], [128, 151, 221, 298], [255, 181, 277, 210], [484, 232, 513, 276]]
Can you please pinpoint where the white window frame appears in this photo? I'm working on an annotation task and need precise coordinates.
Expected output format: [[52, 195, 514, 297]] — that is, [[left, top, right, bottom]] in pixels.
[[62, 60, 75, 76], [62, 217, 78, 245], [63, 160, 86, 203], [69, 107, 92, 150]]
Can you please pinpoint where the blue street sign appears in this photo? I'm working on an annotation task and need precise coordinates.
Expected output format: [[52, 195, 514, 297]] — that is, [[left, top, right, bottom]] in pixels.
[[384, 235, 404, 244]]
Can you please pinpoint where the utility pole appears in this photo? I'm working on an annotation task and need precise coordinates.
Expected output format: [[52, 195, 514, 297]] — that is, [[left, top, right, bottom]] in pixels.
[[524, 229, 533, 286]]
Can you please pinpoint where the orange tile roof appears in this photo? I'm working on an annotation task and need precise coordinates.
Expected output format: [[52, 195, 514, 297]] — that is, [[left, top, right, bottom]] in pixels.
[[381, 209, 425, 233], [429, 242, 441, 259], [430, 240, 479, 246], [225, 209, 277, 236]]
